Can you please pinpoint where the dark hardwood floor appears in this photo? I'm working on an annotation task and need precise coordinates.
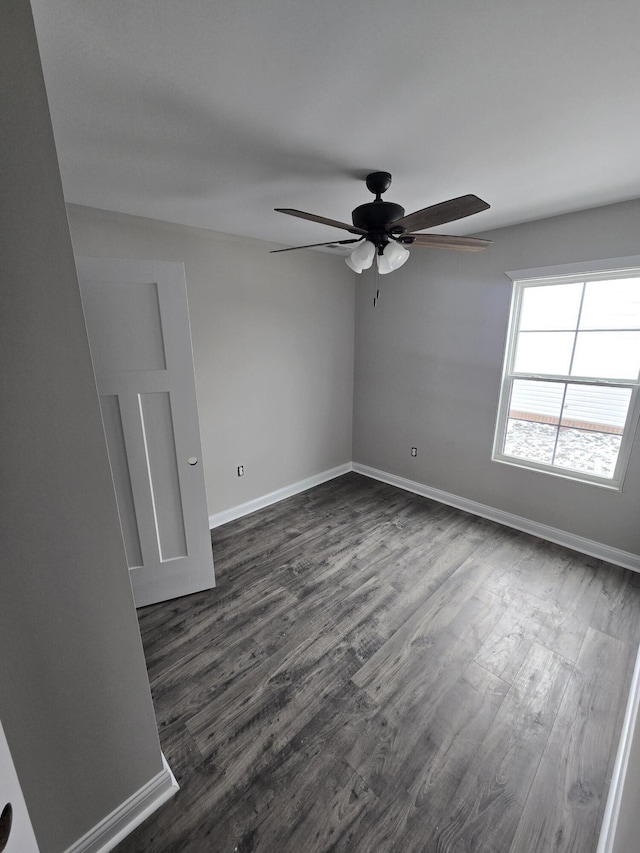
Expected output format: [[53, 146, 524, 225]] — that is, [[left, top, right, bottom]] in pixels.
[[116, 473, 640, 853]]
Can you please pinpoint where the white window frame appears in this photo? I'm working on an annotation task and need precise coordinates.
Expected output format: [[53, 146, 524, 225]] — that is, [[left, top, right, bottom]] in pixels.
[[492, 257, 640, 490]]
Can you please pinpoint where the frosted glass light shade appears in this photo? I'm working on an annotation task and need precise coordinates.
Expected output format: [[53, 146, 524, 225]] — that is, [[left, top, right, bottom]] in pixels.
[[349, 240, 376, 271], [377, 252, 393, 275], [345, 255, 364, 273], [377, 241, 410, 275], [345, 240, 376, 273]]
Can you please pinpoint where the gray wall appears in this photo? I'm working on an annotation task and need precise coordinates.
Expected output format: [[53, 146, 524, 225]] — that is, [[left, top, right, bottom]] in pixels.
[[0, 2, 164, 851], [66, 206, 356, 516], [353, 199, 640, 556]]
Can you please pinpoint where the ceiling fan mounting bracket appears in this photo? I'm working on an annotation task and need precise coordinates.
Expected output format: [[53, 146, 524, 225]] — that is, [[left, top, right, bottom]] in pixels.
[[365, 171, 392, 199], [352, 173, 406, 242]]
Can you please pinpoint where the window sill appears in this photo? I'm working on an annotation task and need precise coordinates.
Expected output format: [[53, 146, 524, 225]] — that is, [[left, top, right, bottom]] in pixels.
[[491, 453, 623, 491]]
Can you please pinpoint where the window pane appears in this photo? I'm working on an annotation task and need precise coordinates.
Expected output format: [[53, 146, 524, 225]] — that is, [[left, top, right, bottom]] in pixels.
[[553, 428, 622, 478], [560, 384, 631, 432], [504, 419, 557, 464], [570, 331, 640, 380], [509, 379, 564, 423], [513, 331, 574, 374], [579, 278, 640, 330], [519, 282, 583, 330]]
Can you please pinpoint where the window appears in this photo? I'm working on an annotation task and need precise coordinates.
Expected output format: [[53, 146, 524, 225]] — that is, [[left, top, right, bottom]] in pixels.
[[493, 263, 640, 489]]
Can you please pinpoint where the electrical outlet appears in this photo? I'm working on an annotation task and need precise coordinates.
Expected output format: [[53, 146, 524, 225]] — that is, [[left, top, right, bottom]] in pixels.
[[237, 465, 244, 477], [411, 447, 418, 457]]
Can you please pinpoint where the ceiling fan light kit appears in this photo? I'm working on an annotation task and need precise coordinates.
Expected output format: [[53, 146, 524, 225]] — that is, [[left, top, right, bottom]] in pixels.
[[273, 172, 492, 274], [345, 239, 410, 275]]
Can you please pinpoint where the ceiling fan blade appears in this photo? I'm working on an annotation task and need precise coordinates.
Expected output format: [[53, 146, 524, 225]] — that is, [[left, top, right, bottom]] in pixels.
[[270, 239, 362, 254], [275, 208, 368, 236], [402, 234, 492, 252], [391, 195, 490, 233]]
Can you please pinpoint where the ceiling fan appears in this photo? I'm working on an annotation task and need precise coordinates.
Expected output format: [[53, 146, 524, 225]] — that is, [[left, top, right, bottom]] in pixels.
[[272, 171, 492, 274]]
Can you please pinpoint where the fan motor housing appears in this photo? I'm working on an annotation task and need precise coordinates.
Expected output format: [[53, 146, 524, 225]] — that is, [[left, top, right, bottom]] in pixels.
[[352, 201, 405, 233]]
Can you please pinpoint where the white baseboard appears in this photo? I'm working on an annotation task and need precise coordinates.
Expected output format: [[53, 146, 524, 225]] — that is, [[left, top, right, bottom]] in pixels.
[[208, 460, 640, 572], [352, 463, 640, 573], [597, 644, 640, 853], [209, 463, 353, 529], [64, 754, 178, 853]]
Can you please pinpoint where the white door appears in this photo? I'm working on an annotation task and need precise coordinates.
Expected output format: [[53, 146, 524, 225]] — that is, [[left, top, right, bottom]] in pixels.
[[77, 257, 215, 607]]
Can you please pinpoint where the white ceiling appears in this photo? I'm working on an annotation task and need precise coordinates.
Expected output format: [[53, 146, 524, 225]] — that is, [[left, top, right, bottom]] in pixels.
[[32, 0, 640, 250]]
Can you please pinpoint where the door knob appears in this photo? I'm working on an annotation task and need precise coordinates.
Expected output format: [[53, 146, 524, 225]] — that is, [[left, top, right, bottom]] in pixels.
[[188, 457, 198, 466]]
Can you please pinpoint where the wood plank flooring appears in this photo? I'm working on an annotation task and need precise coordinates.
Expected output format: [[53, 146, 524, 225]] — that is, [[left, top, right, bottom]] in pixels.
[[115, 473, 640, 853]]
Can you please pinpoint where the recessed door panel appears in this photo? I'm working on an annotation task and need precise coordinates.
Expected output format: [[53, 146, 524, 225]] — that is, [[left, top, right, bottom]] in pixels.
[[99, 394, 143, 568], [82, 281, 167, 371], [139, 391, 188, 561]]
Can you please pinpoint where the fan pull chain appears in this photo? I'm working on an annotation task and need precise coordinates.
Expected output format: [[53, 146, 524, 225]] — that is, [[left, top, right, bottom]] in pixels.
[[373, 264, 380, 307]]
